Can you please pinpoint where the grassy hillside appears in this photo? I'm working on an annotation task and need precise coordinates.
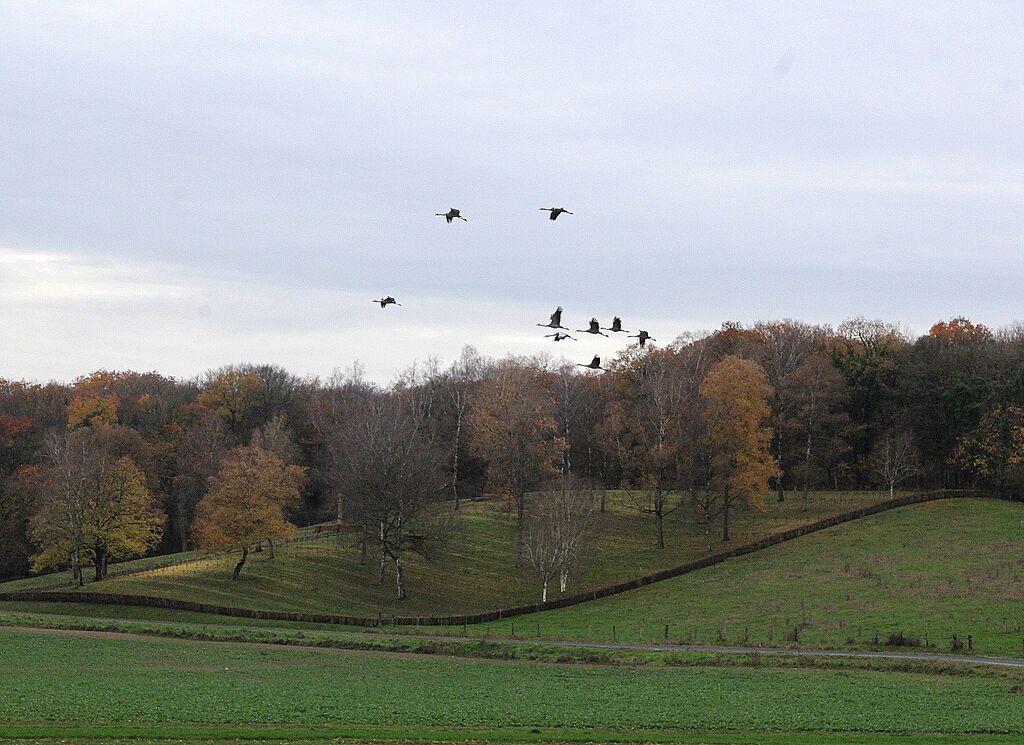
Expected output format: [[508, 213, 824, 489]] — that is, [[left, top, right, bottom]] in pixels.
[[2, 628, 1023, 740], [0, 523, 326, 593], [49, 491, 893, 616], [465, 498, 1024, 658]]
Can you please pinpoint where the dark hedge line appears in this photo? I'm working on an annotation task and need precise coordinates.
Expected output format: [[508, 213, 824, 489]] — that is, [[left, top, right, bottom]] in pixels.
[[0, 490, 991, 627]]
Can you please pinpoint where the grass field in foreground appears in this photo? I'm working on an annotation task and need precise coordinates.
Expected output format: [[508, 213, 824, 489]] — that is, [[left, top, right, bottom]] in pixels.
[[58, 491, 893, 616], [1, 628, 1022, 739], [460, 499, 1024, 657]]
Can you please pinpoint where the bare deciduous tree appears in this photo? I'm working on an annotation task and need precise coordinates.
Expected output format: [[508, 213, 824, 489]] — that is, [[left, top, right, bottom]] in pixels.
[[606, 348, 686, 549], [310, 364, 378, 528], [692, 488, 722, 552], [786, 353, 849, 509], [319, 371, 450, 600], [745, 321, 819, 502], [869, 429, 920, 496], [470, 360, 563, 563], [168, 411, 227, 551], [440, 346, 485, 509], [522, 481, 595, 602]]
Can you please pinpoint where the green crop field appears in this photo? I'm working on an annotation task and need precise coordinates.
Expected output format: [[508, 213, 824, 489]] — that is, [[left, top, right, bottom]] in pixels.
[[28, 491, 893, 617], [1, 628, 1022, 744], [460, 498, 1024, 657], [4, 493, 1021, 745]]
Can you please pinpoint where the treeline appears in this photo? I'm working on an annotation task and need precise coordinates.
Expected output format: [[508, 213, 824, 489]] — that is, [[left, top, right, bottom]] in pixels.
[[2, 316, 1023, 592]]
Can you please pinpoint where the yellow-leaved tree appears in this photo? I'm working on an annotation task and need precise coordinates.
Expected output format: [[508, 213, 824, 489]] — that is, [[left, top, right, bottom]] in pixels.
[[700, 355, 779, 542], [30, 429, 164, 583], [192, 445, 305, 579], [197, 368, 262, 437], [67, 393, 119, 430], [88, 455, 163, 579]]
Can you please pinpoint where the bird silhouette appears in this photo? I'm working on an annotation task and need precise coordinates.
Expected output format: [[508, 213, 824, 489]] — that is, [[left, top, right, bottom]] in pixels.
[[576, 318, 608, 337], [539, 207, 573, 221], [601, 316, 629, 333], [537, 306, 569, 329], [373, 296, 401, 308], [629, 330, 656, 347], [577, 355, 604, 370], [436, 208, 467, 223], [544, 332, 576, 342]]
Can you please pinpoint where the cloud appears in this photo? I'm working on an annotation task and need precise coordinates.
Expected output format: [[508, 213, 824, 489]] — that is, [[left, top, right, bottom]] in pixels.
[[1, 3, 1023, 383], [1, 247, 684, 383]]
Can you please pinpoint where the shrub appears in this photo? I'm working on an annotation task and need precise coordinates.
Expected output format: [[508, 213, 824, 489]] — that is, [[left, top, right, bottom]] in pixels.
[[885, 631, 921, 647]]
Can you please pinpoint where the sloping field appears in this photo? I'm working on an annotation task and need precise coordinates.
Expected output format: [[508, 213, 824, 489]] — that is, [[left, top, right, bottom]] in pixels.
[[0, 523, 327, 593], [468, 498, 1024, 658], [19, 491, 894, 617]]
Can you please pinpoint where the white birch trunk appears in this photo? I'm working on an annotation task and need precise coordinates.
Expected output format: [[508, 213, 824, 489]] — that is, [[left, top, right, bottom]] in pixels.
[[377, 521, 386, 584]]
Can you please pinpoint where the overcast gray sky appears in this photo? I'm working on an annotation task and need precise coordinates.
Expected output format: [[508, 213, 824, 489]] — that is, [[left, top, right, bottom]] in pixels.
[[2, 2, 1022, 384]]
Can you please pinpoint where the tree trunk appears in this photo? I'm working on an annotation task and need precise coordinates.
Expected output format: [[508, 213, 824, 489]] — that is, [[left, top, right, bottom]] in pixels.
[[703, 517, 711, 551], [394, 551, 405, 600], [176, 504, 189, 552], [559, 567, 568, 593], [722, 491, 731, 542], [377, 521, 386, 584], [93, 543, 107, 581], [802, 431, 812, 511], [515, 492, 525, 565], [232, 547, 248, 580], [72, 550, 83, 587], [655, 503, 665, 549], [563, 419, 572, 477], [776, 429, 786, 502], [452, 411, 462, 510], [267, 536, 275, 559], [600, 455, 607, 512], [542, 578, 548, 603]]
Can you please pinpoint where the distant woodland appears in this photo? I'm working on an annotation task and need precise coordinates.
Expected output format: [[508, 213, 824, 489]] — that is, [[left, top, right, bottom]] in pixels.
[[2, 316, 1022, 585]]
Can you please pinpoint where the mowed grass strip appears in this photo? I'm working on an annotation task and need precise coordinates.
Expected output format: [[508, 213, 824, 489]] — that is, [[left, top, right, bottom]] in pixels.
[[465, 499, 1024, 658], [70, 491, 894, 616], [1, 629, 1023, 736]]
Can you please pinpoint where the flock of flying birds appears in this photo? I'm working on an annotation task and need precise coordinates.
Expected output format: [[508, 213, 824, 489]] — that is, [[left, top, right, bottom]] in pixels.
[[372, 207, 657, 373]]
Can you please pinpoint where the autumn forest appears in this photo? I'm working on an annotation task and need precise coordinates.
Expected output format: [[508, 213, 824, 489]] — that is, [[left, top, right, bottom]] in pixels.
[[2, 316, 1022, 597]]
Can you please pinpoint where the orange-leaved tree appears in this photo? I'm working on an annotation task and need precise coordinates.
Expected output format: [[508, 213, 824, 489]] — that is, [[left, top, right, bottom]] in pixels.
[[700, 355, 779, 542], [192, 445, 305, 579]]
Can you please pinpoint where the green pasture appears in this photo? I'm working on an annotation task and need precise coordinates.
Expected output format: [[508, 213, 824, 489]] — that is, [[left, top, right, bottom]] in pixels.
[[45, 491, 893, 616], [463, 499, 1024, 657]]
